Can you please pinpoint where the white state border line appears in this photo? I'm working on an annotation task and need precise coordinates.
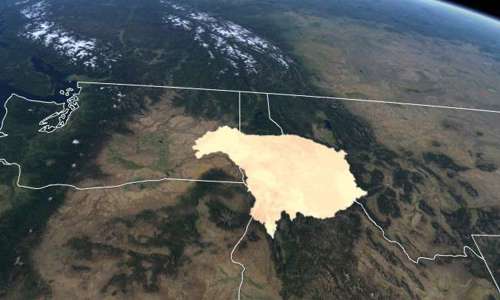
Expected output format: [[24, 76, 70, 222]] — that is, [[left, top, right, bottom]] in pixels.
[[238, 92, 242, 132], [0, 90, 244, 189], [268, 94, 500, 295], [0, 159, 244, 190], [230, 92, 285, 300], [271, 94, 500, 295], [0, 93, 66, 138], [230, 217, 253, 300], [78, 80, 500, 114], [0, 89, 251, 299], [1, 83, 499, 297], [354, 200, 484, 263], [471, 234, 500, 293], [266, 93, 284, 135], [355, 200, 500, 294], [230, 91, 252, 300]]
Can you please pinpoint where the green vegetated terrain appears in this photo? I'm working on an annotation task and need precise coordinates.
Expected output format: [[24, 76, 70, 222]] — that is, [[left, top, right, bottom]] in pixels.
[[0, 0, 499, 299]]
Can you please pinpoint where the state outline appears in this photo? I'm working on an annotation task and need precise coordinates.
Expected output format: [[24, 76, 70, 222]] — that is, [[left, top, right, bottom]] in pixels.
[[0, 80, 498, 298]]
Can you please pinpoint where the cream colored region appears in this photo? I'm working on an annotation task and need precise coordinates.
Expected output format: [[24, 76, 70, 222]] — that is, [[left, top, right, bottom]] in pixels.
[[193, 126, 366, 236]]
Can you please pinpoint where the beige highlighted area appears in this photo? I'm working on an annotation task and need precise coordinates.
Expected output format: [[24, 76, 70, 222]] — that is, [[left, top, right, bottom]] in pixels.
[[193, 126, 366, 236]]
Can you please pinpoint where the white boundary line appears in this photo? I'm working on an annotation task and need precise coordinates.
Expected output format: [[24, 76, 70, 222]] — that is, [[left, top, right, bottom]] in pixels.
[[78, 80, 500, 114], [1, 81, 499, 296], [355, 200, 483, 263], [238, 92, 242, 132], [230, 92, 285, 300], [230, 217, 253, 300], [0, 159, 244, 190], [266, 92, 500, 295], [231, 91, 252, 300], [0, 88, 252, 299], [471, 234, 500, 293], [0, 93, 65, 138], [356, 200, 500, 294], [0, 89, 245, 190], [266, 94, 284, 135]]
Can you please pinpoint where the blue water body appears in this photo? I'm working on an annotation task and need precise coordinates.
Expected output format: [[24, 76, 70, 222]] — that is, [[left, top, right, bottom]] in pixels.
[[0, 80, 80, 126], [0, 56, 80, 123]]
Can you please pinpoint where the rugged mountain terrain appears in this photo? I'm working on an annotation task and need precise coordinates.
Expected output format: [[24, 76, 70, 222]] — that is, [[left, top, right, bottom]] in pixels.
[[0, 0, 499, 299]]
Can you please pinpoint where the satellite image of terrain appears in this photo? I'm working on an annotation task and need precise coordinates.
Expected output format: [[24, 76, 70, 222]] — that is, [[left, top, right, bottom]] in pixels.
[[0, 0, 499, 299]]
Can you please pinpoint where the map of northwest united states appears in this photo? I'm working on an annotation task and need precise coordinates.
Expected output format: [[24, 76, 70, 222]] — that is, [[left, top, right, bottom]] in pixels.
[[193, 126, 367, 236]]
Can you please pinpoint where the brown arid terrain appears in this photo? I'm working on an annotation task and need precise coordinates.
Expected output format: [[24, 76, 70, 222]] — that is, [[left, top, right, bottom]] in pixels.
[[32, 91, 282, 299], [3, 1, 500, 299], [248, 93, 500, 299], [21, 70, 500, 300], [25, 41, 500, 300], [20, 9, 500, 300], [268, 9, 500, 299], [280, 13, 500, 110]]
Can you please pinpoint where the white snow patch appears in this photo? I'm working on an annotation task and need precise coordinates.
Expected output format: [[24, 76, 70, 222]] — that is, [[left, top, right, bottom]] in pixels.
[[15, 0, 31, 6], [160, 1, 291, 74], [20, 0, 47, 19], [19, 1, 113, 69], [164, 14, 192, 30]]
